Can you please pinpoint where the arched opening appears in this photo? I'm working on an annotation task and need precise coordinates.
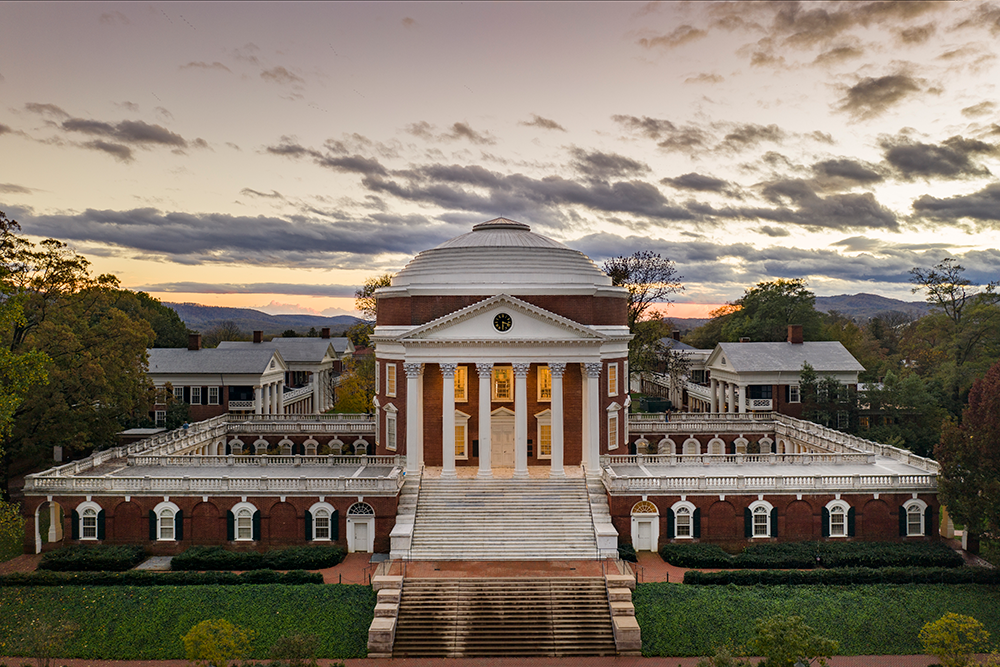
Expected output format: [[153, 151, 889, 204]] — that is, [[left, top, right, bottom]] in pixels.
[[33, 501, 65, 554], [630, 500, 659, 552], [347, 502, 375, 553]]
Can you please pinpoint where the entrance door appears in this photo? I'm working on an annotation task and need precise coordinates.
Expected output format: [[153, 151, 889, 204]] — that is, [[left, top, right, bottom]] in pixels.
[[353, 521, 369, 552], [637, 521, 652, 551], [492, 419, 515, 467]]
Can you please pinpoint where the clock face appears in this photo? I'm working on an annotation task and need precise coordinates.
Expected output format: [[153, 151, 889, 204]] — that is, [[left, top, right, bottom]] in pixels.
[[493, 312, 513, 332]]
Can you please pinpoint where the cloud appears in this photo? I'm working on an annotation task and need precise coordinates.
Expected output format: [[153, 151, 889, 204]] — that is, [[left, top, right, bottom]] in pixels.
[[611, 114, 677, 140], [24, 102, 69, 118], [405, 121, 496, 145], [881, 134, 995, 179], [240, 188, 284, 199], [136, 282, 360, 297], [571, 149, 649, 180], [520, 114, 566, 131], [401, 17, 417, 28], [637, 25, 707, 50], [962, 101, 997, 117], [831, 236, 885, 252], [62, 118, 187, 147], [260, 66, 304, 85], [115, 101, 140, 112], [837, 73, 922, 120], [898, 23, 935, 44], [813, 45, 863, 65], [264, 137, 389, 177], [812, 158, 884, 184], [83, 140, 133, 161], [685, 73, 724, 84], [0, 183, 33, 194], [661, 172, 729, 192], [759, 225, 790, 238], [912, 183, 1000, 223], [719, 123, 785, 151], [0, 124, 11, 135], [180, 61, 232, 73], [748, 178, 899, 231]]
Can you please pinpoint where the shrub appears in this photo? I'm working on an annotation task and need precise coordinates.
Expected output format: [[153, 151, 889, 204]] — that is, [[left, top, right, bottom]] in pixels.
[[0, 499, 24, 563], [12, 618, 77, 667], [183, 619, 255, 667], [660, 541, 963, 570], [659, 543, 733, 568], [618, 542, 637, 563], [919, 613, 991, 667], [684, 567, 1000, 586], [268, 634, 320, 667], [0, 569, 322, 587], [37, 545, 146, 572], [748, 614, 838, 667], [171, 546, 345, 571]]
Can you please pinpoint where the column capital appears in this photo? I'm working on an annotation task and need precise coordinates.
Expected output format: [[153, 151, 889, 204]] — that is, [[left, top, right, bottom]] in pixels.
[[440, 362, 458, 378], [475, 362, 494, 379], [403, 362, 423, 379], [548, 362, 566, 378], [512, 362, 530, 377], [585, 361, 602, 378]]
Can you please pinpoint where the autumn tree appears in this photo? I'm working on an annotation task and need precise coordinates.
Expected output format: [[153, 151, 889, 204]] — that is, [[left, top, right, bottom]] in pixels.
[[935, 359, 1000, 553], [355, 273, 394, 323], [602, 251, 683, 330], [722, 278, 824, 343]]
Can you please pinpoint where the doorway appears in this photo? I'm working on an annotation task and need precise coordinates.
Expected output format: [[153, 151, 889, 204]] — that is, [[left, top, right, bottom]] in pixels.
[[491, 409, 515, 467]]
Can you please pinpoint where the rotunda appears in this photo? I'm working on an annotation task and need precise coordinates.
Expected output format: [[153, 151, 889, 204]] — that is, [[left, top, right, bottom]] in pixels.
[[372, 217, 632, 478]]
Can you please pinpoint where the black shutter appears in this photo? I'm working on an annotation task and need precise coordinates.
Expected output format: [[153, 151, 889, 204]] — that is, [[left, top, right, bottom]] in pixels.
[[175, 509, 183, 541], [770, 508, 778, 538], [899, 506, 907, 537], [305, 510, 313, 541], [227, 510, 235, 541], [472, 440, 479, 457], [184, 387, 190, 403], [149, 510, 157, 541], [784, 385, 790, 402], [201, 387, 207, 405], [293, 442, 305, 456], [71, 509, 79, 540], [97, 510, 106, 540], [925, 506, 937, 537], [847, 507, 856, 537], [666, 508, 675, 539], [744, 507, 752, 538], [821, 507, 830, 538], [693, 508, 701, 538], [331, 509, 339, 541], [225, 442, 232, 455], [252, 510, 261, 541]]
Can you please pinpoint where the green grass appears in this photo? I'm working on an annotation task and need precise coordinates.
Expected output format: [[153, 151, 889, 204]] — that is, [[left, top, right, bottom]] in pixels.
[[635, 583, 1000, 657], [0, 584, 375, 659]]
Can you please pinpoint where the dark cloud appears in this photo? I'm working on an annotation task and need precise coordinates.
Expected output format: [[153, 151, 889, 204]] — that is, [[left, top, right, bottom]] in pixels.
[[571, 149, 649, 180], [0, 183, 33, 194], [812, 158, 884, 184], [837, 73, 922, 120], [750, 178, 898, 231], [759, 225, 790, 238], [260, 66, 304, 85], [62, 118, 187, 147], [25, 102, 69, 118], [661, 173, 729, 192], [520, 114, 566, 131], [898, 23, 935, 44], [956, 3, 1000, 35], [0, 124, 11, 135], [180, 61, 232, 73], [813, 45, 863, 64], [445, 122, 495, 145], [264, 138, 388, 176], [135, 281, 359, 297], [832, 236, 885, 252], [684, 73, 724, 84], [719, 123, 785, 151], [611, 115, 676, 140], [961, 101, 996, 117], [637, 25, 707, 50], [912, 183, 1000, 223], [116, 101, 140, 112], [84, 141, 133, 161], [240, 188, 284, 199], [266, 138, 315, 158], [881, 134, 995, 179]]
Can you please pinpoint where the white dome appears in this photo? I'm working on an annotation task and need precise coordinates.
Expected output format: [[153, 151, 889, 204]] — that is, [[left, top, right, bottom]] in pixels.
[[385, 218, 621, 297]]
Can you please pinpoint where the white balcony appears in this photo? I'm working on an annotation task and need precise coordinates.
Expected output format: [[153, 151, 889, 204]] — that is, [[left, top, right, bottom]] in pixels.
[[747, 398, 773, 411]]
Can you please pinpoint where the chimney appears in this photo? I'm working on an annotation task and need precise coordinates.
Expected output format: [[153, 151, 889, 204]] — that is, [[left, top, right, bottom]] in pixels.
[[253, 330, 263, 344], [739, 337, 751, 343], [321, 327, 331, 339], [187, 333, 201, 351], [788, 324, 804, 345], [672, 330, 681, 341]]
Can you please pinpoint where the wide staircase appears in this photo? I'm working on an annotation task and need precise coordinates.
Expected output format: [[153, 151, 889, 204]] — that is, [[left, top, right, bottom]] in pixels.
[[408, 477, 599, 560], [392, 577, 617, 657]]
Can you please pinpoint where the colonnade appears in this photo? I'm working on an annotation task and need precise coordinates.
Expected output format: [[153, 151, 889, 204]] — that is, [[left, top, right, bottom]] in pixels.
[[254, 380, 285, 415], [709, 377, 747, 414], [402, 361, 606, 478]]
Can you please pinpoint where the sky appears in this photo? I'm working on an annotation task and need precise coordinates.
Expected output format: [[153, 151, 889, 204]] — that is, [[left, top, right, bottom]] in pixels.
[[1, 1, 999, 319]]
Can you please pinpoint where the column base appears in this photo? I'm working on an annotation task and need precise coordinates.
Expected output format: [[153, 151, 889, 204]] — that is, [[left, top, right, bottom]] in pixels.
[[512, 470, 529, 479], [548, 468, 566, 477], [440, 469, 458, 479], [476, 469, 493, 479]]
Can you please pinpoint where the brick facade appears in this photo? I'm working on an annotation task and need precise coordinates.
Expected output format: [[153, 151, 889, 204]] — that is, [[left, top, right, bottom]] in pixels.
[[377, 294, 628, 327]]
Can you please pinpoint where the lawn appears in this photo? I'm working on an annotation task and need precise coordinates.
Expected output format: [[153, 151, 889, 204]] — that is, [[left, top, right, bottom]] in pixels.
[[0, 584, 375, 659], [635, 583, 1000, 657]]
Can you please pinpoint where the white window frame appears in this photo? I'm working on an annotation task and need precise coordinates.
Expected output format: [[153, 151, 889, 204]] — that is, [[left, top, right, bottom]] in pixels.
[[385, 363, 397, 397], [375, 360, 380, 394], [77, 501, 102, 541], [537, 366, 552, 402], [826, 500, 849, 538], [788, 385, 800, 403], [309, 501, 335, 542], [208, 386, 220, 405], [454, 365, 468, 402], [492, 366, 513, 401], [384, 404, 397, 452], [905, 499, 927, 537], [608, 363, 618, 397], [672, 500, 696, 539], [373, 403, 380, 447], [231, 501, 257, 542], [173, 386, 184, 402], [607, 407, 620, 451], [153, 501, 180, 541], [749, 500, 774, 538], [155, 410, 166, 427], [190, 386, 202, 405], [535, 409, 552, 459]]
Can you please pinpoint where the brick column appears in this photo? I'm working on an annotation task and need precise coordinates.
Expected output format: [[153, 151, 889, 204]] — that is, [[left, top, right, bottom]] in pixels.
[[513, 362, 530, 479], [441, 363, 458, 479], [476, 363, 493, 478], [549, 362, 566, 477]]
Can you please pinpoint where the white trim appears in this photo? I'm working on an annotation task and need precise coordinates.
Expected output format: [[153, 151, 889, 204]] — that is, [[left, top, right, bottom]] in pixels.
[[208, 386, 220, 405], [788, 385, 801, 403], [308, 501, 336, 541], [825, 499, 850, 538], [153, 500, 181, 542], [630, 500, 659, 552], [905, 498, 928, 537], [76, 500, 102, 541], [749, 499, 774, 538], [607, 409, 620, 451], [671, 500, 697, 540], [231, 501, 257, 542], [535, 408, 552, 460], [347, 502, 375, 553], [385, 410, 397, 452]]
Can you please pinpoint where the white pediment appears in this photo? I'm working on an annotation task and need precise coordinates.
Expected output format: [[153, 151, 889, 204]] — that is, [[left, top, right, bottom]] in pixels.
[[401, 294, 605, 343]]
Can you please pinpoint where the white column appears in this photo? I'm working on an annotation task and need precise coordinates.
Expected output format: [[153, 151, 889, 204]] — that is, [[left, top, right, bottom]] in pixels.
[[476, 363, 493, 478], [585, 362, 602, 474], [738, 383, 746, 414], [261, 383, 270, 415], [727, 382, 736, 414], [513, 362, 530, 478], [48, 503, 60, 542], [404, 362, 423, 474], [441, 363, 457, 479], [269, 383, 277, 415], [277, 381, 285, 415], [710, 378, 718, 412], [312, 372, 321, 415], [549, 362, 566, 477]]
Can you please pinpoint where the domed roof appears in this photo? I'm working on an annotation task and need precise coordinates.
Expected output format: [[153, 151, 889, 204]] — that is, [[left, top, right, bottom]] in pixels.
[[385, 217, 622, 297]]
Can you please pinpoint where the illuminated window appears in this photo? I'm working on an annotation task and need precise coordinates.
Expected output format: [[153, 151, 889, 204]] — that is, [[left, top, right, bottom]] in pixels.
[[237, 509, 253, 541], [607, 411, 619, 450], [455, 410, 470, 459], [538, 366, 552, 402], [386, 363, 396, 397], [535, 409, 552, 459], [608, 363, 618, 396], [386, 411, 397, 451], [454, 366, 468, 402], [492, 366, 513, 401]]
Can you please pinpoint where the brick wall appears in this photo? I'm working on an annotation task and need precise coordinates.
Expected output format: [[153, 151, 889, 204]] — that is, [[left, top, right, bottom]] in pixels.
[[377, 294, 628, 327]]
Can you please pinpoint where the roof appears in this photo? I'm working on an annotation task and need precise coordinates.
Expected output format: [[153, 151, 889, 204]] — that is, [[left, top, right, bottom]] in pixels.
[[218, 337, 351, 362], [659, 337, 699, 351], [147, 347, 283, 375], [713, 341, 865, 373]]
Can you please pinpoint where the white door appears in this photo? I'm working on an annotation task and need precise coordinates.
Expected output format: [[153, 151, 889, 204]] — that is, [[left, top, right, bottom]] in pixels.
[[492, 420, 515, 467], [353, 521, 370, 553], [637, 520, 652, 551]]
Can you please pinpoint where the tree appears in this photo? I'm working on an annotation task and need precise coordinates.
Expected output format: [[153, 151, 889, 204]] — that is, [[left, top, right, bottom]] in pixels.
[[182, 619, 255, 667], [355, 273, 394, 323], [685, 304, 738, 350], [935, 358, 1000, 551], [747, 615, 839, 667], [333, 354, 375, 413], [919, 613, 990, 667], [201, 320, 246, 348], [269, 633, 321, 667], [602, 251, 683, 329], [282, 329, 299, 338], [722, 278, 824, 343], [0, 496, 24, 561], [120, 291, 189, 348], [858, 371, 946, 457]]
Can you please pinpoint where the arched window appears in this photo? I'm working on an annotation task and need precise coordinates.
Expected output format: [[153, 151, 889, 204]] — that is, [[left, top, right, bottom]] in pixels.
[[152, 501, 181, 541], [824, 500, 852, 538], [669, 500, 698, 539], [82, 508, 98, 539], [314, 509, 331, 540], [73, 501, 104, 541], [904, 499, 928, 537], [348, 502, 375, 516], [159, 508, 175, 540], [747, 500, 775, 539], [306, 501, 338, 542], [228, 502, 258, 542], [237, 509, 253, 540]]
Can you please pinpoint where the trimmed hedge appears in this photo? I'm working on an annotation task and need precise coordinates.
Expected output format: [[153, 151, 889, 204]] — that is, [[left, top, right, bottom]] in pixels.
[[0, 569, 322, 587], [684, 567, 1000, 586], [38, 545, 146, 572], [171, 546, 346, 571], [659, 541, 963, 569]]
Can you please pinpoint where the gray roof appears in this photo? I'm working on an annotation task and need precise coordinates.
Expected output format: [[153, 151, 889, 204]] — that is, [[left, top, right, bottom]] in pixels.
[[218, 337, 352, 362], [715, 341, 865, 373], [659, 337, 699, 351], [147, 347, 281, 375]]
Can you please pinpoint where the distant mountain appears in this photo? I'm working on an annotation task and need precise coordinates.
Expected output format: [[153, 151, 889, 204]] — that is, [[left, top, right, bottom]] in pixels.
[[166, 302, 361, 336], [814, 293, 933, 321]]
